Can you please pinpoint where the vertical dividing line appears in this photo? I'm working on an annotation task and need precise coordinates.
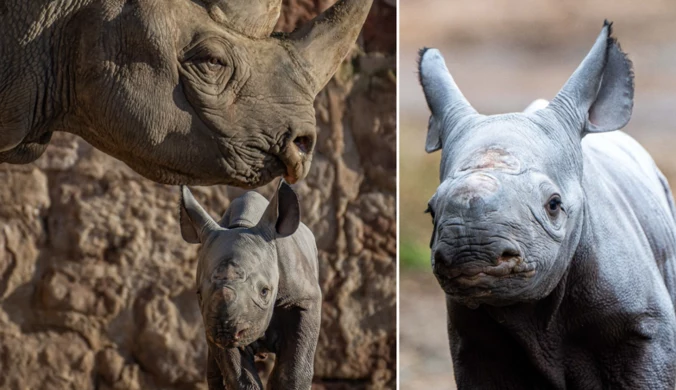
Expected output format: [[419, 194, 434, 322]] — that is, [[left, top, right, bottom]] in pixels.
[[395, 0, 401, 389]]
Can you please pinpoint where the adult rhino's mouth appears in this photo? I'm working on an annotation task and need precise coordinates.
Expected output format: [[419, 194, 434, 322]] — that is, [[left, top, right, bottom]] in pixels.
[[212, 126, 316, 187]]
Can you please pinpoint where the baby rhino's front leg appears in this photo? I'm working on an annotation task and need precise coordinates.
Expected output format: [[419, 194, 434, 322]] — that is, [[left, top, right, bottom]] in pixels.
[[268, 302, 321, 390], [209, 344, 263, 390]]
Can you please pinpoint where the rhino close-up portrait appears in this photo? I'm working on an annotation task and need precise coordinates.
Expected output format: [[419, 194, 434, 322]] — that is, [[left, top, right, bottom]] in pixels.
[[419, 21, 676, 389], [180, 181, 321, 389], [0, 0, 372, 187]]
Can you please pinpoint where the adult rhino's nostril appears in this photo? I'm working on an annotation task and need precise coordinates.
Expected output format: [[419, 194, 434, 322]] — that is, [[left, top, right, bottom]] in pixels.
[[293, 135, 313, 155], [281, 129, 316, 184]]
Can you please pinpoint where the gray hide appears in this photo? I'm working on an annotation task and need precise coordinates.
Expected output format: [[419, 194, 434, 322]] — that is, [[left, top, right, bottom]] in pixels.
[[419, 21, 676, 389], [180, 181, 321, 389], [0, 0, 372, 187]]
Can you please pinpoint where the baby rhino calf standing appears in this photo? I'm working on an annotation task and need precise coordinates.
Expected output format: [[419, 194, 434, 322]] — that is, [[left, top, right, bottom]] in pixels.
[[420, 22, 676, 389], [179, 182, 321, 390]]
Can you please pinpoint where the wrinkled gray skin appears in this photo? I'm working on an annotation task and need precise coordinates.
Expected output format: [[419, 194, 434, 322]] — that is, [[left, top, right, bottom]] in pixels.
[[180, 181, 320, 389], [0, 0, 372, 187], [420, 22, 676, 389]]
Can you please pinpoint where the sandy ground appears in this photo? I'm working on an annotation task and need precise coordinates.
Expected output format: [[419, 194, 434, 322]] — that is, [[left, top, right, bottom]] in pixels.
[[399, 1, 676, 388]]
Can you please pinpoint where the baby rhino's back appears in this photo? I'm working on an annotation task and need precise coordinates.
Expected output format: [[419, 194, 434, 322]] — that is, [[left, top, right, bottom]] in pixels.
[[219, 191, 269, 228]]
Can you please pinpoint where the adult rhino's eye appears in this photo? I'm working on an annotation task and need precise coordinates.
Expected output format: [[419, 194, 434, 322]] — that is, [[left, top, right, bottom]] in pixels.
[[546, 195, 563, 217]]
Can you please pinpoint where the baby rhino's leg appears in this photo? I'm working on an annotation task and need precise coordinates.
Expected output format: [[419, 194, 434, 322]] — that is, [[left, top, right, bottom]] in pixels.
[[207, 348, 225, 390], [268, 303, 321, 390], [210, 345, 263, 390]]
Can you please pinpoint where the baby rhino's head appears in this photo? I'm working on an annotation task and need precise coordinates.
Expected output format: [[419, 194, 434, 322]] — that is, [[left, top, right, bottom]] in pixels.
[[179, 182, 300, 349]]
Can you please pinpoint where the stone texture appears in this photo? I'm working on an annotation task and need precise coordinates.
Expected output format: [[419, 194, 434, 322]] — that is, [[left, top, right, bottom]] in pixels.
[[0, 1, 395, 389]]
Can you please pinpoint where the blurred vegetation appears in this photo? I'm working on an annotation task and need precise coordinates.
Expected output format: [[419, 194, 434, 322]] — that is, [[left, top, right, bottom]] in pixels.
[[399, 121, 443, 271], [400, 239, 430, 269]]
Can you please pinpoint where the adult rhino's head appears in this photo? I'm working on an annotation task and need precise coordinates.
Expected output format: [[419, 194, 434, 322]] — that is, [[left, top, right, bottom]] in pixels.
[[420, 21, 633, 307], [180, 181, 300, 348], [68, 0, 372, 186]]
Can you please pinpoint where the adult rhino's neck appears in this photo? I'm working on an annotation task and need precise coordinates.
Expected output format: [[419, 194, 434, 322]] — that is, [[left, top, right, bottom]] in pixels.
[[0, 0, 91, 160]]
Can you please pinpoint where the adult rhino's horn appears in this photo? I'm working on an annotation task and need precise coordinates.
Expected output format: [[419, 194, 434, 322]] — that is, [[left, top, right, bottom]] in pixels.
[[208, 0, 282, 38], [288, 0, 374, 94], [418, 48, 477, 153]]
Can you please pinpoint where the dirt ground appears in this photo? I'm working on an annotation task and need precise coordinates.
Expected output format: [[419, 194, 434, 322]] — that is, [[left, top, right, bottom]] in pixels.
[[399, 1, 676, 388], [400, 272, 457, 389]]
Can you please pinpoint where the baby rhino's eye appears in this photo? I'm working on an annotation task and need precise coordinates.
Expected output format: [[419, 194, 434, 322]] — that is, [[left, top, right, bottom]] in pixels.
[[546, 194, 563, 217], [261, 287, 271, 298]]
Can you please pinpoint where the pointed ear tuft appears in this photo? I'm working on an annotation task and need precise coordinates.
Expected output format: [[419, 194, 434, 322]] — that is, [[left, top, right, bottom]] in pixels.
[[179, 186, 219, 244], [258, 180, 301, 238], [604, 19, 613, 34]]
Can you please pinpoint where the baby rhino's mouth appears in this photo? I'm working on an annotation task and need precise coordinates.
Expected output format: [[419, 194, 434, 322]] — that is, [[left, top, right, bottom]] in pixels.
[[209, 323, 260, 349], [449, 256, 536, 286], [434, 252, 537, 298]]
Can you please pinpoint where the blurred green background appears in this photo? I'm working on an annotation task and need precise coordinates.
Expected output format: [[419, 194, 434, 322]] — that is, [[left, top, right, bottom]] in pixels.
[[399, 0, 676, 388]]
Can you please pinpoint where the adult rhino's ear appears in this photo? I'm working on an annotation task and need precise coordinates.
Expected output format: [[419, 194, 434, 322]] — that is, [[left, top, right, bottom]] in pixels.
[[258, 180, 301, 238], [418, 48, 478, 153], [548, 21, 634, 136], [179, 186, 220, 244]]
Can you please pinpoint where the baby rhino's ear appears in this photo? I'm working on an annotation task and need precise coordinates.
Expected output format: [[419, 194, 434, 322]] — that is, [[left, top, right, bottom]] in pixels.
[[548, 21, 634, 136], [258, 181, 301, 238], [179, 186, 220, 244]]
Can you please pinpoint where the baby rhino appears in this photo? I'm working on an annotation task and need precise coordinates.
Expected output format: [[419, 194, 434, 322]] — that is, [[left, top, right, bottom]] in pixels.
[[420, 21, 676, 389], [179, 181, 321, 390]]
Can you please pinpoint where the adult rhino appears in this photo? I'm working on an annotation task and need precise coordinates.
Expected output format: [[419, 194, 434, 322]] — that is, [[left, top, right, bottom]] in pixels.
[[419, 22, 676, 389], [0, 0, 372, 187]]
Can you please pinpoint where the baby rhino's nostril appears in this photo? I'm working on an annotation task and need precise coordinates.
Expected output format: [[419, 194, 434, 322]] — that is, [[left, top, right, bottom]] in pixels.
[[234, 326, 249, 340], [498, 246, 521, 263], [434, 250, 446, 267]]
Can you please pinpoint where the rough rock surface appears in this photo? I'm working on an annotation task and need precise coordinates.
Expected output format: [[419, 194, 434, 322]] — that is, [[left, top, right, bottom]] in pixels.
[[0, 1, 396, 389]]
